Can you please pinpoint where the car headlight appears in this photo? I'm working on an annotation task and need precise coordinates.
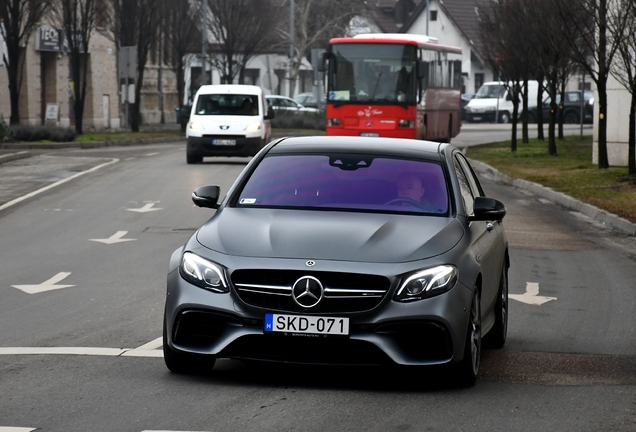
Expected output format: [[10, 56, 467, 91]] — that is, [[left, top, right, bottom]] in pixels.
[[189, 122, 203, 131], [245, 121, 262, 132], [179, 252, 229, 293], [394, 265, 458, 302]]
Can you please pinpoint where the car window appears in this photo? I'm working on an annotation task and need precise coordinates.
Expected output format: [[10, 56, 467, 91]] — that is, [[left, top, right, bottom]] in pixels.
[[453, 156, 474, 216], [567, 92, 580, 103], [455, 153, 484, 197], [236, 154, 449, 215], [196, 94, 259, 116]]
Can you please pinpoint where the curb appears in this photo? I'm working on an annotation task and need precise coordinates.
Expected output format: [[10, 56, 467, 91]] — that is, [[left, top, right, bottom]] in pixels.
[[0, 150, 31, 165], [0, 136, 181, 150], [469, 159, 636, 236]]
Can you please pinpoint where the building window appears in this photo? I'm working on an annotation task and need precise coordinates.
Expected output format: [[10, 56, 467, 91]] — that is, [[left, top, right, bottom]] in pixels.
[[430, 10, 438, 21], [475, 73, 484, 92], [242, 69, 259, 86]]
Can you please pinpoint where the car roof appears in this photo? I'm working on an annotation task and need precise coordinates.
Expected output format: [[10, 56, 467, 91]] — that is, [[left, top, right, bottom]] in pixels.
[[268, 136, 447, 161]]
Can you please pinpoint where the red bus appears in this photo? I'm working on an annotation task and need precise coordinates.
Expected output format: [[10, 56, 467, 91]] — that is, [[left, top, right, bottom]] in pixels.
[[322, 33, 462, 142]]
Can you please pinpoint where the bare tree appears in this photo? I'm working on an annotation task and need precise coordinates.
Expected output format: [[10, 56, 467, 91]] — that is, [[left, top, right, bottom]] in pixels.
[[50, 0, 98, 134], [479, 0, 532, 151], [530, 0, 578, 155], [0, 0, 49, 125], [278, 0, 369, 96], [609, 0, 636, 175], [110, 0, 161, 132], [161, 0, 198, 110], [553, 0, 629, 168], [205, 0, 278, 85]]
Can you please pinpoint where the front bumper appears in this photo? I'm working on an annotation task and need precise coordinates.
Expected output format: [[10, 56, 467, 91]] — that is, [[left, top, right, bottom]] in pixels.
[[187, 135, 265, 157], [466, 111, 498, 123], [164, 257, 473, 367]]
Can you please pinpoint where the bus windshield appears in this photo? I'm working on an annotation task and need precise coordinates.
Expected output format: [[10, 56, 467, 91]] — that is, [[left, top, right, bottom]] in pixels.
[[328, 43, 417, 105]]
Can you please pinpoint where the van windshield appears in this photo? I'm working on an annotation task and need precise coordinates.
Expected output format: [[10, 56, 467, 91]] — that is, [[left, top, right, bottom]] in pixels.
[[195, 94, 259, 116], [475, 84, 506, 99]]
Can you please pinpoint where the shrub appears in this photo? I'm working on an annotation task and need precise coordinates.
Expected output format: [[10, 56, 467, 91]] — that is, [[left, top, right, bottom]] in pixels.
[[8, 125, 77, 143], [270, 110, 326, 131], [0, 116, 8, 143]]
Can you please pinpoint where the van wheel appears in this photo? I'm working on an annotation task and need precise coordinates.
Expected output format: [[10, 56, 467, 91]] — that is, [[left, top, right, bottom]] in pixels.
[[187, 153, 202, 164], [564, 111, 579, 124], [498, 112, 510, 124]]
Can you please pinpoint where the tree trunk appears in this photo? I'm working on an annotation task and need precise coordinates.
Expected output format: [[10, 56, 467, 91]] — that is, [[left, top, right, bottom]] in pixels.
[[522, 77, 529, 144], [597, 79, 609, 168], [558, 79, 565, 140], [548, 81, 557, 156], [536, 78, 544, 141], [7, 48, 22, 125], [629, 91, 636, 176]]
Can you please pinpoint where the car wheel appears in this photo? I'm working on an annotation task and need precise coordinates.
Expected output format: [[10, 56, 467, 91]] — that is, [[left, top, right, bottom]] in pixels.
[[454, 288, 481, 387], [483, 262, 508, 349], [564, 111, 579, 124], [498, 112, 510, 124], [186, 153, 202, 164], [526, 111, 537, 124], [163, 317, 216, 374]]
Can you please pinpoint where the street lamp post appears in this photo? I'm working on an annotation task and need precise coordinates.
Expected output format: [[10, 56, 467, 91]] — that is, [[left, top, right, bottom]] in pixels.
[[289, 0, 294, 97]]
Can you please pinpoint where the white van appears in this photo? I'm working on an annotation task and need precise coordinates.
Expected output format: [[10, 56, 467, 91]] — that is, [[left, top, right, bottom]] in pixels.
[[186, 84, 275, 163], [465, 81, 538, 124]]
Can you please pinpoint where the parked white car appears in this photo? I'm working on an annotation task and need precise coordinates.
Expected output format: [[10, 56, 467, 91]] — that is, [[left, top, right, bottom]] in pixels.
[[266, 95, 319, 113]]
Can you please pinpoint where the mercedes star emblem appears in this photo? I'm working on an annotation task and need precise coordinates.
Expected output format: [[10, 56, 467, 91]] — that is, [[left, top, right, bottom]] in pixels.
[[306, 260, 316, 267], [292, 276, 324, 308]]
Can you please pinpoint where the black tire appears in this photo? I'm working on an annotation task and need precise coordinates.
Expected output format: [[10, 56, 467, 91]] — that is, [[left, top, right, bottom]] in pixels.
[[454, 288, 481, 387], [483, 262, 508, 349], [186, 153, 202, 164], [564, 111, 579, 124], [498, 112, 510, 124], [526, 111, 537, 124], [163, 317, 216, 374]]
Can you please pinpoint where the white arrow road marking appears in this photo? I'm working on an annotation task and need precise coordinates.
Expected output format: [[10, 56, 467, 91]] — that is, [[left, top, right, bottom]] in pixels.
[[11, 272, 75, 294], [510, 282, 557, 305], [89, 231, 137, 244], [126, 202, 163, 213], [121, 337, 163, 357]]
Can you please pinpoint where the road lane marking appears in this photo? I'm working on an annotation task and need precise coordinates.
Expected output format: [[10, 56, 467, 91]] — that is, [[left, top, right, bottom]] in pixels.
[[0, 428, 37, 432], [11, 272, 75, 294], [0, 338, 164, 358], [0, 158, 119, 212], [510, 282, 557, 305], [145, 152, 160, 156], [89, 230, 137, 244], [126, 202, 163, 213]]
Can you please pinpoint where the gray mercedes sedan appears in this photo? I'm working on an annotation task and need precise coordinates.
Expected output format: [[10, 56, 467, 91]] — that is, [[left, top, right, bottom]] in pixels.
[[163, 136, 509, 386]]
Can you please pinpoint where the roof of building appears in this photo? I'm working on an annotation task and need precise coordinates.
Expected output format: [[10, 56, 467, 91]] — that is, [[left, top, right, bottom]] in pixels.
[[368, 0, 424, 33], [400, 0, 489, 59]]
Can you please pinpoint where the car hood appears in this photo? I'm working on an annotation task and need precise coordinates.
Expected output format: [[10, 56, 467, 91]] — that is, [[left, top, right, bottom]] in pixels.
[[196, 208, 464, 263], [191, 115, 258, 133]]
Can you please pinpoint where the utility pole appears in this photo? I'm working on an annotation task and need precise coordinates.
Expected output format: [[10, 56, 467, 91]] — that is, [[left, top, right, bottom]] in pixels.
[[288, 0, 294, 97], [201, 0, 208, 86]]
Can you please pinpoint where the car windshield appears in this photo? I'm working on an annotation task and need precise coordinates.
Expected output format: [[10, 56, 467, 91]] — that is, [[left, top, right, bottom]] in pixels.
[[237, 154, 449, 215], [195, 94, 258, 116], [475, 84, 506, 99]]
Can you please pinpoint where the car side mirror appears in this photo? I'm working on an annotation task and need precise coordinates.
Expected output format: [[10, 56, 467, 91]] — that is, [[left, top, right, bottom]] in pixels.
[[470, 197, 506, 221], [192, 185, 221, 209], [265, 106, 276, 120]]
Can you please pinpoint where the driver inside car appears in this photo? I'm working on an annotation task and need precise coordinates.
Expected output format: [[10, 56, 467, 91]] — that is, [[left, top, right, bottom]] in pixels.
[[396, 173, 432, 209]]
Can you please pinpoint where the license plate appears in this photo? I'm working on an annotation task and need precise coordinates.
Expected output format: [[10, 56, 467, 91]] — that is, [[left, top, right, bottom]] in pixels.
[[472, 116, 482, 121], [264, 313, 349, 336], [360, 133, 379, 137], [212, 139, 236, 145]]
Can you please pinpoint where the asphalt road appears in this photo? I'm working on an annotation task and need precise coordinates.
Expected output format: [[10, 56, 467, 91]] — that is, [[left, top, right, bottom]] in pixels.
[[0, 135, 635, 431]]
